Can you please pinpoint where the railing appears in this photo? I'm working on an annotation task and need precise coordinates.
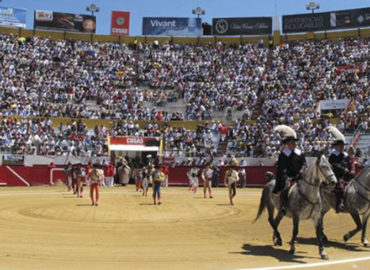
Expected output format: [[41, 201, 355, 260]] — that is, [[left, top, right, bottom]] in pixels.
[[349, 125, 362, 148]]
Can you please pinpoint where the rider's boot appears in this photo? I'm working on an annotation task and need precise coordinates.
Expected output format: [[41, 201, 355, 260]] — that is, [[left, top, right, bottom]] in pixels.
[[280, 189, 289, 215], [335, 188, 344, 213]]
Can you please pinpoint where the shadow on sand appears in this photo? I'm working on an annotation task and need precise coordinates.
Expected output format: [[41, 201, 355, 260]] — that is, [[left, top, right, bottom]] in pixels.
[[76, 203, 94, 207], [232, 243, 316, 263], [296, 237, 368, 252]]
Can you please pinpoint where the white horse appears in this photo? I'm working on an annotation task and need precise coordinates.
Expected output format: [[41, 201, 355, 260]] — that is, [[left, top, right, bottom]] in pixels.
[[320, 167, 370, 246], [254, 154, 337, 259]]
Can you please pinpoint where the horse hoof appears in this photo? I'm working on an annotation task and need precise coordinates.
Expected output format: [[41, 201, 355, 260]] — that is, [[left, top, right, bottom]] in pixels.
[[321, 253, 329, 260], [289, 248, 295, 255], [343, 234, 349, 242], [273, 238, 282, 246], [276, 238, 282, 246], [363, 240, 369, 247]]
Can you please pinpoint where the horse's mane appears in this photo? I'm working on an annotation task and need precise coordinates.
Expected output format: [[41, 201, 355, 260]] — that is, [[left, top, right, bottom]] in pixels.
[[302, 157, 317, 179]]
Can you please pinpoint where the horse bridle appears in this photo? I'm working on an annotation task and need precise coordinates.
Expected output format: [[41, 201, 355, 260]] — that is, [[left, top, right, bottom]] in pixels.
[[297, 160, 335, 218], [299, 164, 334, 187], [315, 161, 336, 185]]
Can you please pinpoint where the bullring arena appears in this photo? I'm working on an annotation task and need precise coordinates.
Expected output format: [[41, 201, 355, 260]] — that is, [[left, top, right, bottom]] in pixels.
[[0, 185, 369, 270], [0, 1, 369, 269]]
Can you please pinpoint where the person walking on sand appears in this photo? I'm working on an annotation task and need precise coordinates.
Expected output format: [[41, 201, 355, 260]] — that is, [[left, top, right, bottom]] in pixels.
[[187, 166, 200, 193], [202, 164, 214, 199], [87, 164, 104, 206], [224, 159, 239, 205], [150, 164, 165, 205]]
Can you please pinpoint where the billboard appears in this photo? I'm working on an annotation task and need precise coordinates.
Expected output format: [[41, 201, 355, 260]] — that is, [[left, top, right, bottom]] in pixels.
[[142, 17, 202, 36], [212, 17, 272, 35], [283, 7, 370, 33], [34, 10, 96, 33], [111, 11, 130, 36], [283, 13, 327, 33], [329, 7, 370, 29], [0, 6, 26, 28]]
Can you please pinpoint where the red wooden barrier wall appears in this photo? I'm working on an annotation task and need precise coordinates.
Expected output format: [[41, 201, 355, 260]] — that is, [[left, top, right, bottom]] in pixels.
[[0, 165, 362, 187], [0, 165, 275, 187]]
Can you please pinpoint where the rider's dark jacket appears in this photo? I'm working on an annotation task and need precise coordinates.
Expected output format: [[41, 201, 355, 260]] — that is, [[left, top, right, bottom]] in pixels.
[[328, 150, 352, 182], [273, 148, 306, 193]]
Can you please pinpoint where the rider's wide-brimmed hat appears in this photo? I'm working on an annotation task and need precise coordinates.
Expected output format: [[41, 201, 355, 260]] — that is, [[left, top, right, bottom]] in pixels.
[[274, 125, 298, 144], [327, 126, 346, 146]]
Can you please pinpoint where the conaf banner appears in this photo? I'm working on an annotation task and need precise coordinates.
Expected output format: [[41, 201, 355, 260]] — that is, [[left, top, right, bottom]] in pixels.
[[212, 17, 272, 35], [34, 10, 96, 33], [320, 99, 350, 111], [0, 6, 26, 28], [142, 17, 202, 36], [111, 10, 130, 36]]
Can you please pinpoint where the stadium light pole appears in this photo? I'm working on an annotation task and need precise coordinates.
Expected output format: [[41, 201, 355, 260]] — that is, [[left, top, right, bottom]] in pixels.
[[86, 4, 100, 16], [306, 2, 320, 14], [192, 7, 205, 18]]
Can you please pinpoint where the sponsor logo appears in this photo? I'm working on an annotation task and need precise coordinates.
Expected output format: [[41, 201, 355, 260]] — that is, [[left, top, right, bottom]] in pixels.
[[127, 137, 144, 144], [150, 20, 177, 27], [112, 28, 128, 34], [215, 19, 228, 34], [116, 17, 125, 25], [83, 19, 96, 31], [0, 8, 14, 18], [35, 10, 53, 21]]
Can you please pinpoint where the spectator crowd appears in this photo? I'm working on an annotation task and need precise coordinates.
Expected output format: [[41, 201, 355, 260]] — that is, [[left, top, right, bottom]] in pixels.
[[0, 34, 368, 159]]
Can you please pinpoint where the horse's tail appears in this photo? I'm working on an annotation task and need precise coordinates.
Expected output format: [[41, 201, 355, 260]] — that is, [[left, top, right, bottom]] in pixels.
[[253, 187, 269, 223]]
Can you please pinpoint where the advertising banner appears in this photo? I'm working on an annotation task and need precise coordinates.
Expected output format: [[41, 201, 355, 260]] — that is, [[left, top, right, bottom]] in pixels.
[[212, 17, 272, 35], [2, 154, 24, 166], [283, 7, 370, 33], [109, 137, 160, 152], [34, 10, 96, 33], [0, 6, 26, 28], [329, 7, 370, 29], [283, 13, 327, 33], [111, 10, 130, 36], [320, 99, 350, 111], [110, 137, 159, 146], [142, 17, 202, 36]]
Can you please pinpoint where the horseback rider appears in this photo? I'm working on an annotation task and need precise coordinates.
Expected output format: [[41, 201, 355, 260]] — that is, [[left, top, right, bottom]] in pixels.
[[273, 125, 307, 215], [328, 126, 354, 213]]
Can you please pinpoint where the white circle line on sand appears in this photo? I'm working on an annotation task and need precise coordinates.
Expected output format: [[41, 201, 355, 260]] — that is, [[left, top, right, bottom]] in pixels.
[[235, 255, 370, 270]]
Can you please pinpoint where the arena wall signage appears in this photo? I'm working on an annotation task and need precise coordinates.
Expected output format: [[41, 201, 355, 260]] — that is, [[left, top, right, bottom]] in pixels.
[[283, 7, 370, 33], [320, 99, 350, 111], [108, 137, 160, 152], [111, 10, 130, 36], [142, 17, 202, 36], [0, 6, 26, 28], [2, 154, 24, 166], [34, 10, 96, 33], [212, 17, 272, 35]]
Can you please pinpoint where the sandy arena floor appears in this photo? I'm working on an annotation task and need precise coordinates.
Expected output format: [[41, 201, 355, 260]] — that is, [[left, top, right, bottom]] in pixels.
[[0, 186, 369, 270]]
